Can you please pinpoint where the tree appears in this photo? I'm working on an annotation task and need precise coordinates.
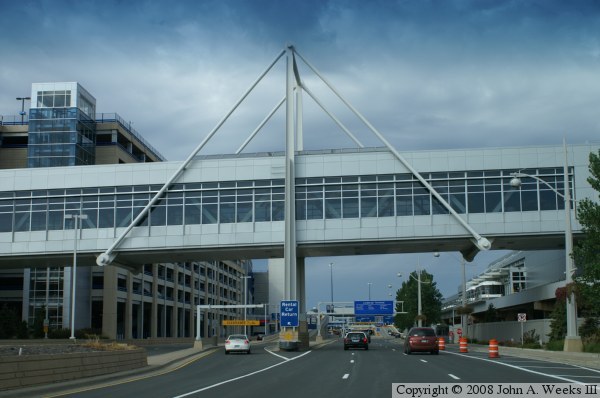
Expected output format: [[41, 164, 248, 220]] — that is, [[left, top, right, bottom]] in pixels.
[[573, 150, 600, 316], [394, 270, 443, 331], [483, 304, 499, 323], [548, 287, 567, 342], [0, 304, 18, 339]]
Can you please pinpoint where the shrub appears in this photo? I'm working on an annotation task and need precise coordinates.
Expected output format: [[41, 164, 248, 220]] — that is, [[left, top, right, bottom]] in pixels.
[[523, 329, 540, 345], [579, 318, 599, 339], [545, 340, 564, 351], [49, 328, 72, 339], [583, 341, 600, 353]]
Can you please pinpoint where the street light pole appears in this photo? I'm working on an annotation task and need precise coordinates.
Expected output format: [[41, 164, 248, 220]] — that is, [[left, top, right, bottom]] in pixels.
[[16, 97, 31, 124], [368, 282, 372, 300], [64, 213, 87, 340], [242, 276, 252, 336], [417, 270, 422, 327], [329, 262, 334, 306], [509, 139, 582, 352]]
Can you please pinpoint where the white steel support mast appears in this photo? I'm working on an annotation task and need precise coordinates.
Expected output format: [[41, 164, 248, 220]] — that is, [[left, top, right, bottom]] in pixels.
[[284, 45, 297, 301]]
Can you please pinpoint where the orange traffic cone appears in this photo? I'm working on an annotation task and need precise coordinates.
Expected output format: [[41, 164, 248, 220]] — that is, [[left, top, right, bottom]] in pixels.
[[488, 338, 499, 358], [459, 337, 468, 353], [438, 337, 446, 351]]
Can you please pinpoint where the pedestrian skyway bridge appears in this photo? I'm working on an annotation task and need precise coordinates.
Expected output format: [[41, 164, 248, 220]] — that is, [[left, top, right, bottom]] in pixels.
[[0, 143, 597, 271]]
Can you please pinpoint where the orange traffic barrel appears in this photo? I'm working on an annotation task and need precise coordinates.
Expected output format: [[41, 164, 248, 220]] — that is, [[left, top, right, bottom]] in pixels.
[[438, 337, 446, 350], [488, 338, 499, 358], [459, 337, 468, 353]]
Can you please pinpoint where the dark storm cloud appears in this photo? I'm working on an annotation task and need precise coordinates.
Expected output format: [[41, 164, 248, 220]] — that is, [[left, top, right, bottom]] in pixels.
[[2, 0, 599, 302]]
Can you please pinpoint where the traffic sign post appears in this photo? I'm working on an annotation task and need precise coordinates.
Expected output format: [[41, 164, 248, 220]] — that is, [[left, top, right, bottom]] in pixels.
[[280, 300, 299, 327], [518, 313, 527, 346], [279, 300, 299, 351]]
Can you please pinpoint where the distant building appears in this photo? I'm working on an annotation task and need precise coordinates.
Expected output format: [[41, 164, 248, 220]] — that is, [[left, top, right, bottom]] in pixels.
[[0, 82, 251, 339], [442, 250, 565, 326]]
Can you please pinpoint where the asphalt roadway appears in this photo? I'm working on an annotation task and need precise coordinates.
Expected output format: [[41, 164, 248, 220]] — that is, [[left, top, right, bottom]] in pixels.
[[2, 336, 599, 398]]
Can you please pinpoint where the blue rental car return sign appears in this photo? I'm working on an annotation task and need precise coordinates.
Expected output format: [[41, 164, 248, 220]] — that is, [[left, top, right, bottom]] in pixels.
[[280, 300, 299, 327]]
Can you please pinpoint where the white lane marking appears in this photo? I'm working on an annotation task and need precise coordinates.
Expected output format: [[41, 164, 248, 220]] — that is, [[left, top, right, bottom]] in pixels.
[[172, 350, 312, 397], [343, 374, 350, 379], [264, 347, 293, 361], [526, 366, 581, 370], [350, 360, 355, 363], [443, 350, 585, 385], [448, 374, 460, 380], [420, 359, 427, 363], [571, 364, 600, 374], [554, 375, 600, 378]]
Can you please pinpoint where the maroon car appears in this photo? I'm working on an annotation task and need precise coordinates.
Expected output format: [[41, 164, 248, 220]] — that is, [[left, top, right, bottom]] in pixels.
[[404, 327, 439, 355]]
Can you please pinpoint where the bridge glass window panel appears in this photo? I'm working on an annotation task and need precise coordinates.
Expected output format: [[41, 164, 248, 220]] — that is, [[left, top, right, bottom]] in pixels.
[[484, 178, 502, 213], [184, 194, 201, 225], [377, 183, 395, 217], [80, 209, 97, 229], [0, 202, 13, 233], [449, 179, 467, 213], [30, 198, 47, 231], [396, 195, 413, 216], [81, 195, 98, 229], [306, 185, 323, 220], [341, 184, 358, 218], [48, 197, 65, 230], [467, 178, 485, 213], [503, 188, 521, 212], [519, 179, 539, 211], [132, 193, 149, 226], [14, 198, 31, 232], [167, 192, 183, 225], [395, 182, 413, 216], [431, 197, 449, 214], [431, 179, 449, 215], [325, 185, 342, 219], [272, 199, 284, 221], [236, 189, 253, 223], [236, 202, 253, 222], [65, 189, 81, 211], [360, 183, 377, 217], [116, 207, 133, 228], [150, 203, 167, 226], [413, 182, 431, 216], [255, 188, 271, 222], [295, 186, 307, 220], [98, 194, 115, 228], [219, 189, 236, 223], [201, 190, 218, 224]]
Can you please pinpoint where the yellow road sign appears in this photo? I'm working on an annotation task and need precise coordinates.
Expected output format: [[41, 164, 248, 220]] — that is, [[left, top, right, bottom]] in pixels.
[[222, 320, 260, 326]]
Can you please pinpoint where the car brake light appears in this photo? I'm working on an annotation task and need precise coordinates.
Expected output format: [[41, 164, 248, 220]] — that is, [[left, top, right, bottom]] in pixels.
[[245, 340, 249, 344], [225, 340, 230, 344], [363, 338, 367, 343]]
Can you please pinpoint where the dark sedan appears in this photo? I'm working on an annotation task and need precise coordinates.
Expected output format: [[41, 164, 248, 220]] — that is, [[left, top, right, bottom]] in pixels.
[[343, 331, 369, 350]]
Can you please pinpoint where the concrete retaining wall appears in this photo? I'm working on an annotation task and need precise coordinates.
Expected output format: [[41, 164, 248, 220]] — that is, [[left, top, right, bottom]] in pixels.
[[0, 348, 147, 391]]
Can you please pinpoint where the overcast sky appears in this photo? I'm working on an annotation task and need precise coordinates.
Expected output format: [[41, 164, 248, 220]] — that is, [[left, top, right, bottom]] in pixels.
[[1, 0, 599, 308]]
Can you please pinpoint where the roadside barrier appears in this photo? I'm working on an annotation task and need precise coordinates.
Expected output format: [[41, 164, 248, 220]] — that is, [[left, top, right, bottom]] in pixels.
[[438, 337, 445, 351], [488, 338, 499, 358], [459, 337, 468, 353]]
